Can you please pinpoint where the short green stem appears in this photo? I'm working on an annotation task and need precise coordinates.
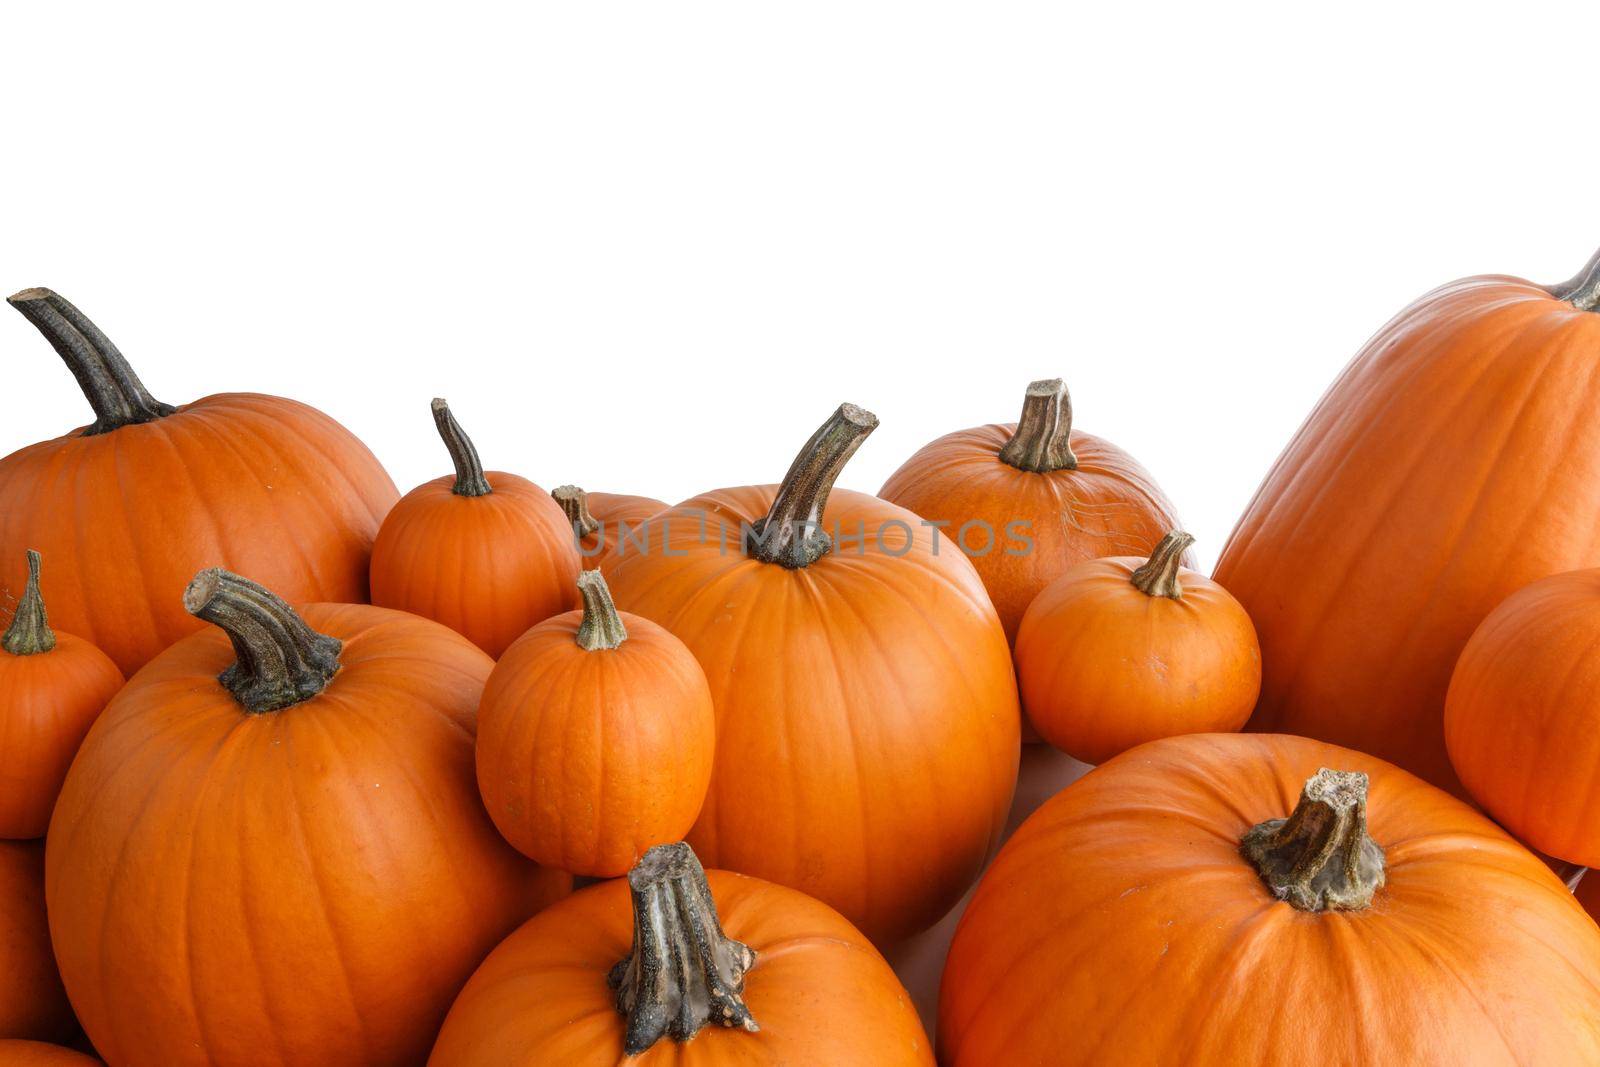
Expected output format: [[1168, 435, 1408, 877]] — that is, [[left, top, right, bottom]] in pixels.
[[183, 569, 342, 713], [1241, 768, 1387, 912], [552, 485, 599, 539], [998, 378, 1077, 472], [3, 550, 56, 655], [1553, 247, 1600, 312], [1129, 531, 1196, 600], [430, 399, 492, 497], [575, 570, 628, 651]]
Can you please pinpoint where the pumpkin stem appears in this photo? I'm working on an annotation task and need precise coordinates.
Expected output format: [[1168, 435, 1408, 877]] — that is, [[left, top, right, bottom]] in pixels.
[[182, 568, 342, 714], [3, 550, 56, 656], [1552, 247, 1600, 312], [1129, 530, 1196, 600], [552, 485, 600, 540], [7, 288, 175, 436], [1241, 768, 1387, 912], [747, 403, 879, 569], [607, 843, 759, 1055], [998, 378, 1078, 472], [575, 569, 628, 651], [430, 399, 492, 497]]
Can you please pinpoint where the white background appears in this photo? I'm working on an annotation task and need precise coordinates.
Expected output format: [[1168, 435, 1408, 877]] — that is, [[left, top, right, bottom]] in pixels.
[[7, 3, 1600, 571]]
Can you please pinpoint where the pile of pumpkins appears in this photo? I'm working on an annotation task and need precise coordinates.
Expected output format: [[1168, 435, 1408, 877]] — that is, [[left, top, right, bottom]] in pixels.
[[2, 249, 1600, 1066]]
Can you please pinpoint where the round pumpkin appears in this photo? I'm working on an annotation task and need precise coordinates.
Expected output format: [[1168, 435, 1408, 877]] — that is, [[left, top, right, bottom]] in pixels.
[[477, 569, 715, 877], [429, 842, 932, 1065], [551, 485, 666, 565], [938, 732, 1600, 1064], [0, 841, 72, 1044], [603, 404, 1019, 944], [1015, 531, 1260, 764], [879, 378, 1186, 646], [0, 552, 122, 839], [1444, 567, 1600, 866], [45, 570, 571, 1067], [1, 288, 398, 675], [1215, 250, 1600, 793], [370, 399, 580, 658], [0, 1042, 102, 1067]]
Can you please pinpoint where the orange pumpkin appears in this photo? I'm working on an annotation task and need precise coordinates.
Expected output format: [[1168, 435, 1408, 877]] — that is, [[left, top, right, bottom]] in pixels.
[[45, 570, 570, 1067], [0, 1042, 102, 1067], [938, 733, 1600, 1064], [0, 552, 123, 839], [1444, 568, 1600, 866], [551, 485, 666, 565], [477, 569, 715, 877], [879, 378, 1186, 645], [603, 404, 1019, 944], [2, 288, 397, 675], [0, 842, 72, 1045], [429, 842, 932, 1065], [1215, 251, 1600, 792], [1014, 531, 1260, 763], [370, 399, 580, 658]]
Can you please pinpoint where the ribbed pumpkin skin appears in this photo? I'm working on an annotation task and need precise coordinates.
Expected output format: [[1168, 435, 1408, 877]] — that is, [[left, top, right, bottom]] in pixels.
[[0, 1041, 102, 1066], [603, 487, 1020, 944], [428, 869, 932, 1066], [938, 733, 1600, 1065], [578, 492, 666, 564], [476, 608, 715, 876], [0, 630, 122, 839], [1215, 276, 1600, 792], [1014, 555, 1259, 764], [0, 395, 397, 675], [1445, 569, 1600, 865], [0, 842, 72, 1044], [44, 603, 571, 1067], [371, 473, 581, 658], [879, 426, 1183, 644]]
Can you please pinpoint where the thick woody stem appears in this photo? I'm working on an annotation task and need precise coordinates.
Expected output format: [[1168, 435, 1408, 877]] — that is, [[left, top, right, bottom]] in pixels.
[[607, 843, 759, 1055], [747, 403, 878, 569], [552, 485, 600, 539], [430, 399, 492, 497], [2, 550, 56, 655], [1552, 247, 1600, 312], [182, 569, 342, 713], [1241, 768, 1387, 912], [998, 378, 1078, 472], [575, 570, 628, 651], [1129, 531, 1197, 600]]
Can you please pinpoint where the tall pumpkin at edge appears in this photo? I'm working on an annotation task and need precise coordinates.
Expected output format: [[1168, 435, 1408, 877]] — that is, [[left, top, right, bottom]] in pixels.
[[0, 289, 398, 674], [1215, 249, 1600, 792]]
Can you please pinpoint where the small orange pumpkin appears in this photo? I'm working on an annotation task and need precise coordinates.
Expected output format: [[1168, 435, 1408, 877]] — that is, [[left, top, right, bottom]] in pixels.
[[0, 1042, 103, 1067], [0, 841, 72, 1044], [370, 399, 581, 657], [0, 551, 123, 839], [477, 570, 715, 877], [1015, 531, 1260, 763], [551, 486, 666, 565], [429, 842, 932, 1065]]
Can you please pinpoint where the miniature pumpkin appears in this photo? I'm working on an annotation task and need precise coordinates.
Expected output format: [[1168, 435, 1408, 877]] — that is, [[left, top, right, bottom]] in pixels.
[[0, 1042, 103, 1067], [879, 378, 1185, 645], [0, 842, 72, 1044], [45, 570, 570, 1067], [551, 486, 666, 565], [370, 399, 580, 658], [938, 733, 1600, 1064], [1, 288, 397, 674], [1014, 531, 1259, 763], [429, 842, 933, 1065], [477, 569, 715, 876], [1215, 250, 1600, 792], [603, 404, 1019, 944]]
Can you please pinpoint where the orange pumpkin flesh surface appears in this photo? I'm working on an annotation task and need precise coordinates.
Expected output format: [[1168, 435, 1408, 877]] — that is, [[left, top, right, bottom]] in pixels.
[[476, 569, 715, 877], [1, 289, 398, 675], [1444, 568, 1600, 866], [45, 571, 570, 1067], [604, 405, 1019, 944], [370, 399, 580, 658], [938, 733, 1600, 1065], [0, 841, 73, 1044], [429, 842, 932, 1066], [1215, 250, 1600, 793], [0, 1041, 102, 1067], [551, 485, 667, 566], [1014, 531, 1260, 764], [0, 552, 122, 839], [879, 378, 1186, 646]]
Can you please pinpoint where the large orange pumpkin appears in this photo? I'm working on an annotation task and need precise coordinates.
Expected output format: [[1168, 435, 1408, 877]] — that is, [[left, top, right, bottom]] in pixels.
[[938, 733, 1600, 1064], [0, 841, 72, 1045], [477, 569, 715, 877], [1015, 531, 1259, 764], [45, 570, 570, 1067], [370, 399, 580, 658], [603, 404, 1019, 944], [0, 1042, 102, 1067], [1215, 251, 1600, 792], [0, 552, 122, 839], [2, 288, 398, 674], [428, 842, 932, 1065], [551, 485, 666, 565], [878, 378, 1185, 645]]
